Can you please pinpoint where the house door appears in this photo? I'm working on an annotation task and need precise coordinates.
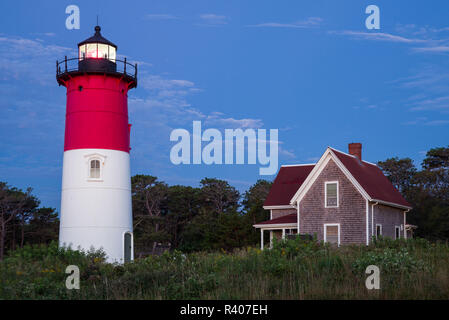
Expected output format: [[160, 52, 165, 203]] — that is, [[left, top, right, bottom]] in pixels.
[[124, 232, 132, 263], [324, 224, 340, 246]]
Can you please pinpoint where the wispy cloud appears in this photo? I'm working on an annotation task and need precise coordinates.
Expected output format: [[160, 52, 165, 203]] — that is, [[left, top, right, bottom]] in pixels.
[[413, 46, 449, 53], [388, 64, 449, 114], [199, 14, 228, 25], [395, 23, 449, 36], [410, 95, 449, 111], [402, 117, 449, 126], [330, 28, 449, 56], [0, 36, 74, 85], [329, 30, 428, 43], [205, 115, 264, 129], [248, 17, 322, 29], [31, 32, 56, 37]]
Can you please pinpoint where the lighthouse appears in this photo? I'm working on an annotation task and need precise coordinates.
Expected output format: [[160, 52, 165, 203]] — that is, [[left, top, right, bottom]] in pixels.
[[56, 26, 137, 263]]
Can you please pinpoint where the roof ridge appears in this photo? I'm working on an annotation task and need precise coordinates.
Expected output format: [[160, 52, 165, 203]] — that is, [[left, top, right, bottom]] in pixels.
[[328, 146, 377, 166], [281, 163, 315, 167]]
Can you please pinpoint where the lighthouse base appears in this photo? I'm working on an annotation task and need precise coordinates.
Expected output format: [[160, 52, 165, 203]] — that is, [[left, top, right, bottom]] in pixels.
[[59, 227, 133, 263], [59, 148, 133, 263]]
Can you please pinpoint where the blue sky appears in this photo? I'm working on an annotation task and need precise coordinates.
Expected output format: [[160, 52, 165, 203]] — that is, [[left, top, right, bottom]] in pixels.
[[1, 0, 449, 211]]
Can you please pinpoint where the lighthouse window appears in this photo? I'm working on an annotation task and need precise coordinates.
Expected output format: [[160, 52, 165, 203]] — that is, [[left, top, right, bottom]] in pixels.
[[90, 160, 101, 179], [98, 44, 109, 59], [79, 44, 86, 60], [109, 46, 116, 63], [86, 43, 98, 59]]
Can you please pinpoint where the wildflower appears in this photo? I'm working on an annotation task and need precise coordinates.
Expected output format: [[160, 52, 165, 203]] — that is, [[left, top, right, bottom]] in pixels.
[[16, 271, 23, 276]]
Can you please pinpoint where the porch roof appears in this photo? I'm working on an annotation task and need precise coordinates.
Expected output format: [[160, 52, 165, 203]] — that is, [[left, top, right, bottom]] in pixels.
[[253, 213, 297, 228]]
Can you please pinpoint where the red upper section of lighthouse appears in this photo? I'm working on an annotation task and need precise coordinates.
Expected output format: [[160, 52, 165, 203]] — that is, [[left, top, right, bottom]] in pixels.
[[56, 26, 137, 153], [64, 75, 131, 152]]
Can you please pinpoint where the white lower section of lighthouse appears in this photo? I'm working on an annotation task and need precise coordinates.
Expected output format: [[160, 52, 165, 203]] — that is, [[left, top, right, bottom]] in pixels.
[[59, 148, 133, 263]]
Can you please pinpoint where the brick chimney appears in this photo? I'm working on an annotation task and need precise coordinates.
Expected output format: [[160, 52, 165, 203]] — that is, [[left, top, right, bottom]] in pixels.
[[348, 143, 362, 161]]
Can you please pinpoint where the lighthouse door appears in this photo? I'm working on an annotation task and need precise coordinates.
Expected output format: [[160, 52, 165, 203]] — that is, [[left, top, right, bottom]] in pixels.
[[124, 232, 132, 263]]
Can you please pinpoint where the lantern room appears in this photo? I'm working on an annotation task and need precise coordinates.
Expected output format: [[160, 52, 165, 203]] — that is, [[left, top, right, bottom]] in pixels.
[[78, 26, 117, 61], [77, 25, 117, 73], [56, 25, 137, 89]]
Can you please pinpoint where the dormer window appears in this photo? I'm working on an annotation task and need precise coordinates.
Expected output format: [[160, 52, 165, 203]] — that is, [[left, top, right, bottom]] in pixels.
[[325, 181, 338, 208]]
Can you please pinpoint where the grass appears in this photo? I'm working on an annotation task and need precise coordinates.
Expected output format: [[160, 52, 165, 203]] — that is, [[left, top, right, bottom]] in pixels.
[[0, 237, 448, 299]]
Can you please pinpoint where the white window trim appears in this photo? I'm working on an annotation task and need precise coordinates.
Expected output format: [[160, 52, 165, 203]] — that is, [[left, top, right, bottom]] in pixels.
[[375, 224, 383, 238], [395, 226, 401, 240], [84, 153, 106, 182], [324, 181, 339, 208], [324, 223, 340, 246]]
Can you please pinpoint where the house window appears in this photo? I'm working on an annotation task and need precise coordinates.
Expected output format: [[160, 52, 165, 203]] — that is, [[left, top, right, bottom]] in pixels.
[[90, 159, 101, 179], [325, 182, 338, 207], [324, 224, 340, 246], [395, 226, 400, 239], [376, 224, 382, 238]]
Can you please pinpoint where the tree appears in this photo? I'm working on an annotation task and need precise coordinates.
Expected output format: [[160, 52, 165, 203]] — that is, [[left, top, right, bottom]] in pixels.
[[422, 147, 449, 170], [180, 207, 220, 252], [165, 185, 201, 248], [0, 183, 38, 260], [131, 175, 169, 255], [378, 147, 449, 240], [178, 178, 241, 251], [242, 179, 272, 225], [26, 207, 59, 245], [377, 157, 416, 193], [241, 179, 272, 245], [199, 178, 240, 215]]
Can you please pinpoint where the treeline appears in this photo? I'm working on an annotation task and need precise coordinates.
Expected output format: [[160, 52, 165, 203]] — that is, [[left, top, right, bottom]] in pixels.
[[1, 146, 448, 260], [0, 178, 272, 260], [131, 177, 271, 255], [378, 146, 449, 240], [0, 182, 59, 260]]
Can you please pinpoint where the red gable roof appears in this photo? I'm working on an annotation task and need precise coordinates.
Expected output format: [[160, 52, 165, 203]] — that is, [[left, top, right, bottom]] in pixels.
[[264, 147, 411, 209], [255, 213, 297, 226], [263, 165, 314, 206], [331, 148, 411, 208]]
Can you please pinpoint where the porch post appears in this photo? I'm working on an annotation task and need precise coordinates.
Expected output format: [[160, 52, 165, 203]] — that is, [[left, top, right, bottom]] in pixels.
[[260, 229, 264, 250], [282, 228, 286, 240], [270, 231, 273, 248], [404, 211, 407, 239]]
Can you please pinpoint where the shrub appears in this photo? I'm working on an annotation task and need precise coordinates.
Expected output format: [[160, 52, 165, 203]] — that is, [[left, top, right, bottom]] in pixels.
[[351, 247, 427, 274]]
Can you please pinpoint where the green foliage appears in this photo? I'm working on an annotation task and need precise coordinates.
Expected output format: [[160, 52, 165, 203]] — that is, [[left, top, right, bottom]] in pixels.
[[1, 239, 449, 299], [378, 146, 449, 240], [0, 241, 106, 299], [352, 247, 427, 274], [377, 157, 416, 193], [0, 182, 56, 260]]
